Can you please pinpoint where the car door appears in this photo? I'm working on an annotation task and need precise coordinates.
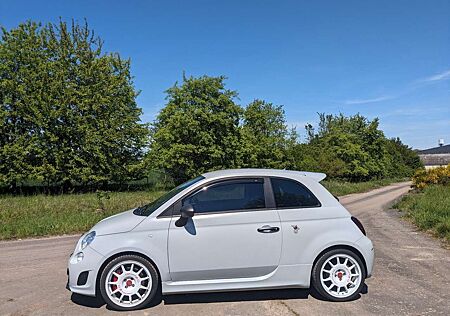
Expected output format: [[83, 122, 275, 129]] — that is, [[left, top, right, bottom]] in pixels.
[[167, 178, 282, 282], [270, 177, 324, 266]]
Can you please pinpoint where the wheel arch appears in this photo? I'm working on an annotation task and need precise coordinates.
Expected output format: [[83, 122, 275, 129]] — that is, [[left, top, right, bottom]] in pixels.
[[95, 251, 162, 296], [312, 244, 368, 277]]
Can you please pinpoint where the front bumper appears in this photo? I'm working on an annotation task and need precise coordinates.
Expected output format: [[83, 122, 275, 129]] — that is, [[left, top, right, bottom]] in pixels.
[[355, 235, 375, 278], [67, 245, 105, 297]]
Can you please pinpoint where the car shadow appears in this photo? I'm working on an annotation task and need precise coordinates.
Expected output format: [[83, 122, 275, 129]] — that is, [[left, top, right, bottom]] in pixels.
[[163, 288, 312, 305], [71, 293, 105, 309], [71, 283, 368, 309]]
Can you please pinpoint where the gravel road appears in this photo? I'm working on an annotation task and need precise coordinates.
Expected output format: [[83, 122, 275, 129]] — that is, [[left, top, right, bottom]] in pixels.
[[1, 182, 449, 315]]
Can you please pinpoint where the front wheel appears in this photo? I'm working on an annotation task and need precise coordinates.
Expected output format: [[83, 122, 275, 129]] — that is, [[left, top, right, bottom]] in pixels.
[[99, 254, 159, 311], [311, 248, 366, 301]]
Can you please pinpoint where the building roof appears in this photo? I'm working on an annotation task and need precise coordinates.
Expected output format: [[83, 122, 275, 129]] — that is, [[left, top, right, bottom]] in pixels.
[[202, 168, 327, 182], [418, 154, 450, 166], [418, 144, 450, 154]]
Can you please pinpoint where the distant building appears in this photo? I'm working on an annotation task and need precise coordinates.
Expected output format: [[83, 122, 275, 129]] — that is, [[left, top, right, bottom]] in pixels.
[[418, 140, 450, 169]]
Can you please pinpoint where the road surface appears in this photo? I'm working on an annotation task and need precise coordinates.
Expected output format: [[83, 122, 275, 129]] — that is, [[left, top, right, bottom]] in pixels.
[[1, 182, 449, 315]]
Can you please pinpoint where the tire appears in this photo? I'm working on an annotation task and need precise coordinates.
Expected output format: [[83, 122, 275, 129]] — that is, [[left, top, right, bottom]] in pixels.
[[311, 248, 366, 302], [99, 254, 159, 311]]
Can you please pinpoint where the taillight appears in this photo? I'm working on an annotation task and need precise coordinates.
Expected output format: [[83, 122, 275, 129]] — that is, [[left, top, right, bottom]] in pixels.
[[351, 216, 366, 236]]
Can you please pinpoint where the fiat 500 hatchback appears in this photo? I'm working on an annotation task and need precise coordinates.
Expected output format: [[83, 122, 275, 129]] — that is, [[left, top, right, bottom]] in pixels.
[[67, 169, 374, 311]]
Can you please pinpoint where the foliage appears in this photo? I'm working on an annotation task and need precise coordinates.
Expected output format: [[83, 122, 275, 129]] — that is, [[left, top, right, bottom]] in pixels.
[[96, 190, 111, 212], [385, 137, 423, 178], [301, 114, 387, 180], [0, 190, 165, 239], [412, 165, 450, 189], [292, 114, 421, 181], [395, 185, 450, 243], [0, 21, 148, 189], [147, 76, 302, 184], [322, 178, 404, 197], [147, 75, 242, 183], [239, 99, 297, 169]]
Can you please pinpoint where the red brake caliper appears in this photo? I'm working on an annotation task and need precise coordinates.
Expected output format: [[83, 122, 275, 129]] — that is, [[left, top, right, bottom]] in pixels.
[[111, 268, 121, 291]]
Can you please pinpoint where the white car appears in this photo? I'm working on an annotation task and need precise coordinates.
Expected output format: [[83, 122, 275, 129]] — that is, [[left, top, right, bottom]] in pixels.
[[67, 169, 374, 311]]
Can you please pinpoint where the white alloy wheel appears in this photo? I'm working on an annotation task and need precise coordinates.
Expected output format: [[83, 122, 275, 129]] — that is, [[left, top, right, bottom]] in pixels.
[[319, 253, 362, 298], [104, 259, 153, 308]]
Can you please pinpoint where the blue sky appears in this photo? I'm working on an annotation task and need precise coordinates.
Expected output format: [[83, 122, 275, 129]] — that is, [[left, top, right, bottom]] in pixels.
[[1, 0, 449, 149]]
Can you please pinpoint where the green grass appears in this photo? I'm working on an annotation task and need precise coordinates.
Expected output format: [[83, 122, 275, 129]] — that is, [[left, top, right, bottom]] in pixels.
[[322, 178, 405, 197], [394, 185, 450, 243], [0, 190, 165, 240], [0, 177, 406, 240]]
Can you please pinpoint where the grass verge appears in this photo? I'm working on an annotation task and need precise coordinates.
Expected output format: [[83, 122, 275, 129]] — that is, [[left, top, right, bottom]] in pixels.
[[394, 185, 450, 243], [322, 178, 405, 197], [0, 190, 165, 240]]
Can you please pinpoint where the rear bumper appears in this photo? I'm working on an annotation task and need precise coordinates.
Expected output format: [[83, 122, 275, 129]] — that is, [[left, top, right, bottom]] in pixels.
[[67, 245, 105, 297], [355, 236, 374, 278]]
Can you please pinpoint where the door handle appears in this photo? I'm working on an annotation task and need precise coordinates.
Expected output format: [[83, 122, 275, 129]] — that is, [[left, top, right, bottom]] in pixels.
[[257, 225, 280, 233]]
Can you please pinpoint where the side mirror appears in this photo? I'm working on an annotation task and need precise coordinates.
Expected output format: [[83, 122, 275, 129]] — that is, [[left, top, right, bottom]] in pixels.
[[175, 204, 194, 227]]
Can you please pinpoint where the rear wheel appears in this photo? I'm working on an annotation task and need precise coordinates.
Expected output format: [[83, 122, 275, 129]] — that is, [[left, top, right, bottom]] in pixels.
[[99, 254, 159, 311], [311, 248, 365, 301]]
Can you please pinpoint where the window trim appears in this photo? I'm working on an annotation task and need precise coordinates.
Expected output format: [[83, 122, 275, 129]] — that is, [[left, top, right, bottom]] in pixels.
[[157, 176, 274, 218], [269, 176, 322, 209]]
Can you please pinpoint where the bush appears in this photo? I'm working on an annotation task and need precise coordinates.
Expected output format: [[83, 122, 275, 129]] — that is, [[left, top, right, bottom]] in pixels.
[[395, 185, 450, 242], [412, 165, 450, 189]]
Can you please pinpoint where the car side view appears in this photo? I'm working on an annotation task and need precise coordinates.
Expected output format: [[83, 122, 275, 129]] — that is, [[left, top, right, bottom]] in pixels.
[[67, 169, 374, 311]]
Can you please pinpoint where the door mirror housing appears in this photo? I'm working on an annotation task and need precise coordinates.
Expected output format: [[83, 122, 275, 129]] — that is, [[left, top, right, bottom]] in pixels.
[[175, 204, 194, 227]]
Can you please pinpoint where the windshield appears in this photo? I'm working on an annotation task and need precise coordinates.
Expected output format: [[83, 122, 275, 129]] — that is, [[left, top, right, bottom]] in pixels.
[[134, 176, 205, 216]]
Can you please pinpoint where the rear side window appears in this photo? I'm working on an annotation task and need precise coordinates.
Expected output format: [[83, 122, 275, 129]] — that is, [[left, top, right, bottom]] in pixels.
[[271, 178, 321, 208], [183, 179, 265, 214]]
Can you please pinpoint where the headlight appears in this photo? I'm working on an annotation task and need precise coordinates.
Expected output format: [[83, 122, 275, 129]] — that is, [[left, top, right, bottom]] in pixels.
[[81, 231, 96, 250]]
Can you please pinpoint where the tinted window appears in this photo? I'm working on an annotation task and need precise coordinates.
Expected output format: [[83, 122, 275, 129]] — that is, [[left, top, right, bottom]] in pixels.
[[271, 178, 320, 208], [183, 179, 265, 213], [136, 176, 205, 216]]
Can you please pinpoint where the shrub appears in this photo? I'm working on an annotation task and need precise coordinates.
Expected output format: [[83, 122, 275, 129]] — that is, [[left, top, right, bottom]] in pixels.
[[412, 165, 450, 189]]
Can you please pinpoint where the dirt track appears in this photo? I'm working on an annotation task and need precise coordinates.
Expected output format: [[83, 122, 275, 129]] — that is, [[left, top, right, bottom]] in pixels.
[[1, 182, 449, 315]]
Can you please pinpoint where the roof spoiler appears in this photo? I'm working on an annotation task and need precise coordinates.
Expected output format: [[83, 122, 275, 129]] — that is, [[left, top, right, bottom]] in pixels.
[[299, 171, 327, 182]]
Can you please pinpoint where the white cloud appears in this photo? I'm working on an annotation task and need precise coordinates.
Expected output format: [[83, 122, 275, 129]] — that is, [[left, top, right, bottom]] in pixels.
[[344, 95, 394, 105], [343, 68, 450, 106], [420, 69, 450, 82]]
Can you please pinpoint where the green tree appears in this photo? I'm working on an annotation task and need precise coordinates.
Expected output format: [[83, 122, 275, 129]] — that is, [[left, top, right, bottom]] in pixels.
[[0, 21, 148, 188], [148, 75, 242, 183], [239, 99, 296, 168], [291, 143, 348, 178], [299, 113, 388, 181], [385, 137, 423, 177]]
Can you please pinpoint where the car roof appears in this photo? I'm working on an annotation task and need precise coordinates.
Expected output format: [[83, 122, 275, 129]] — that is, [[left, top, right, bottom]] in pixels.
[[201, 168, 326, 182]]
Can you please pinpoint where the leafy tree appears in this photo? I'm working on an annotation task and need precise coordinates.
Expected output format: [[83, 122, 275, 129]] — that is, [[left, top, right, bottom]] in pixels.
[[148, 75, 242, 183], [291, 143, 348, 178], [239, 99, 296, 168], [300, 113, 388, 180], [293, 113, 422, 181], [385, 137, 423, 177], [0, 21, 148, 188]]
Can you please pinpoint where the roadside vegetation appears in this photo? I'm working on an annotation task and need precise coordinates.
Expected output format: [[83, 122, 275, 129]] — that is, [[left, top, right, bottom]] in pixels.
[[0, 190, 165, 240], [322, 178, 406, 197], [395, 165, 450, 244]]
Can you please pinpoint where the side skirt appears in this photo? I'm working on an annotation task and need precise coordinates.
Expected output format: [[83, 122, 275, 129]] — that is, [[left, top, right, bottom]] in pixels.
[[162, 264, 312, 294]]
